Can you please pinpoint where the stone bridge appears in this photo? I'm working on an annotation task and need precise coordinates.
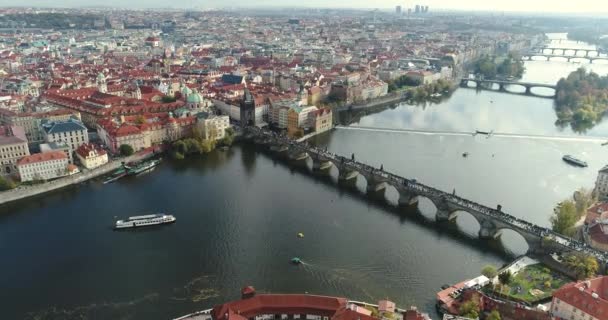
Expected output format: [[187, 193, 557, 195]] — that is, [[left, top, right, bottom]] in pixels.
[[530, 46, 604, 57], [521, 52, 608, 64], [246, 128, 608, 265], [460, 78, 556, 98]]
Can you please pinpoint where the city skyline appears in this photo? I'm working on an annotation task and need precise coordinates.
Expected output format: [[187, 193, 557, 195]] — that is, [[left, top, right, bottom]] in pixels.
[[1, 0, 607, 14]]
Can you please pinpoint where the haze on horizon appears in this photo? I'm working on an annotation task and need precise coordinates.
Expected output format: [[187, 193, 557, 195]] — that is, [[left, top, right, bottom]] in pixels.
[[1, 0, 607, 14]]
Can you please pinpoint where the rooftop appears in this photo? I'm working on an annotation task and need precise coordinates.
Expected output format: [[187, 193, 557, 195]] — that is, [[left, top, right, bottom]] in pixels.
[[17, 151, 67, 166]]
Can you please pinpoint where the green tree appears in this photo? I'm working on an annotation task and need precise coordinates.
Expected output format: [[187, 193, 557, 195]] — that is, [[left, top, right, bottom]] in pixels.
[[550, 200, 578, 236], [161, 96, 177, 103], [481, 265, 498, 279], [459, 294, 480, 319], [564, 253, 599, 280], [0, 176, 16, 191], [200, 139, 215, 153], [119, 144, 134, 156], [172, 140, 188, 155], [486, 309, 501, 320], [184, 138, 202, 155], [498, 271, 512, 286]]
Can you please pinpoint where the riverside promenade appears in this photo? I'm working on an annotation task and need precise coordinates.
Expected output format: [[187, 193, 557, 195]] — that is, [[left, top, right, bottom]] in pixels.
[[0, 145, 162, 205]]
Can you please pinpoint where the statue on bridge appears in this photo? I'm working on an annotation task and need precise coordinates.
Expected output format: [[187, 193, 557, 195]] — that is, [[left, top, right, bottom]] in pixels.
[[351, 153, 355, 161], [380, 164, 383, 171]]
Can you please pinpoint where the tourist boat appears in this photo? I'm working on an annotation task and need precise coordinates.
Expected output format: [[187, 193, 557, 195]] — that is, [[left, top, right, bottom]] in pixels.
[[562, 155, 588, 167], [475, 130, 492, 135], [114, 213, 176, 229], [127, 159, 161, 176], [103, 167, 128, 184], [291, 257, 302, 264]]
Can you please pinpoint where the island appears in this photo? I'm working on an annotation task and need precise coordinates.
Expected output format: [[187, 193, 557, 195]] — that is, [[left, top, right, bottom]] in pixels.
[[472, 53, 526, 79], [555, 67, 608, 132]]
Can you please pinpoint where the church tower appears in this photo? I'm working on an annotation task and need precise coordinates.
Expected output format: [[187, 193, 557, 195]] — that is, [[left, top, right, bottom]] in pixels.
[[97, 72, 107, 93], [240, 89, 256, 127]]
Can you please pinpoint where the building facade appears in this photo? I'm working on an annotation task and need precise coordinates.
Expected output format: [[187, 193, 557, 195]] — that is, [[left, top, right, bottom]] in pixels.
[[0, 125, 29, 175], [17, 150, 69, 182], [595, 166, 608, 200], [196, 113, 230, 141], [551, 276, 608, 320], [75, 143, 108, 169], [42, 118, 89, 159]]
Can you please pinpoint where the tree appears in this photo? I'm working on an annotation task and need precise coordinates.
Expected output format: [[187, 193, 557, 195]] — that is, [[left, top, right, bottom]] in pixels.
[[498, 270, 512, 286], [459, 294, 480, 319], [134, 115, 146, 125], [161, 96, 177, 103], [486, 309, 501, 320], [564, 253, 599, 280], [481, 265, 498, 279], [0, 176, 16, 191], [119, 144, 134, 156], [550, 200, 578, 236]]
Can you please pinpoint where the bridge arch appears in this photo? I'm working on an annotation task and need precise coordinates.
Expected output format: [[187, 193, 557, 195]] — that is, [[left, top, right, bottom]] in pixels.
[[448, 210, 482, 237], [492, 228, 530, 256], [528, 86, 557, 98], [502, 83, 527, 94], [383, 183, 401, 206], [414, 195, 438, 220]]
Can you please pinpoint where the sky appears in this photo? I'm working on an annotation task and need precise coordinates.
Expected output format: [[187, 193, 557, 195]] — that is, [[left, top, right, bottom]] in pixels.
[[1, 0, 607, 14]]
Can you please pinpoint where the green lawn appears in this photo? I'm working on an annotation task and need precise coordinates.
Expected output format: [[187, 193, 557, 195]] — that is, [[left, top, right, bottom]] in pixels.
[[491, 264, 570, 304]]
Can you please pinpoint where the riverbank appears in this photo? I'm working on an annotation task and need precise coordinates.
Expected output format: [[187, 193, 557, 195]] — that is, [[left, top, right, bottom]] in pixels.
[[0, 145, 163, 206]]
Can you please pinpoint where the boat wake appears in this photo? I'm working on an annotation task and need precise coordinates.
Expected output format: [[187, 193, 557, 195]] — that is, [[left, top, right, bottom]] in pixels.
[[336, 125, 608, 143]]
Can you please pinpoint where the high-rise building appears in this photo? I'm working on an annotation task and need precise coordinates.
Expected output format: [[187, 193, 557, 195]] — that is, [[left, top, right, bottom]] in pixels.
[[395, 5, 402, 14], [415, 5, 420, 13], [424, 6, 429, 13]]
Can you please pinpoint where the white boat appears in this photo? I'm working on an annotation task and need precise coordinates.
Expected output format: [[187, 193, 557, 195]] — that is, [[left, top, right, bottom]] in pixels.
[[115, 213, 176, 229]]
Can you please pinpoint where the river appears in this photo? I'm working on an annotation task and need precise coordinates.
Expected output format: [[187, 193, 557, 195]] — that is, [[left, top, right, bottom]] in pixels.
[[1, 33, 608, 319]]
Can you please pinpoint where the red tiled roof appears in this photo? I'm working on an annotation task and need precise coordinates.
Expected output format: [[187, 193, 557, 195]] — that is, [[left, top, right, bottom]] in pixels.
[[211, 294, 351, 320], [17, 151, 67, 166], [75, 143, 107, 157], [553, 276, 608, 318]]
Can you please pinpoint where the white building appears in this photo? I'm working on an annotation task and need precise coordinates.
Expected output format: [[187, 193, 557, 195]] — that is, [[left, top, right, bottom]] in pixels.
[[75, 143, 108, 169], [196, 113, 230, 141], [0, 125, 30, 176], [17, 150, 70, 182], [41, 118, 89, 159]]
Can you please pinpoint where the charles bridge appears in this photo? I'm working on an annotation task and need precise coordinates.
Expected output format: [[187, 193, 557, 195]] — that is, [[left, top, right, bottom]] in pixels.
[[459, 78, 557, 98], [245, 127, 608, 267]]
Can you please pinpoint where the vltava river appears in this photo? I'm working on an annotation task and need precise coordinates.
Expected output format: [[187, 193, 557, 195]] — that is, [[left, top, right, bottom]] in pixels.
[[2, 33, 608, 319]]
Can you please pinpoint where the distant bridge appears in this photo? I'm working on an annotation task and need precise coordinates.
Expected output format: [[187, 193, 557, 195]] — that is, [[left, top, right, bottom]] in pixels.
[[522, 52, 608, 64], [246, 127, 608, 267], [530, 46, 604, 57], [459, 78, 557, 98]]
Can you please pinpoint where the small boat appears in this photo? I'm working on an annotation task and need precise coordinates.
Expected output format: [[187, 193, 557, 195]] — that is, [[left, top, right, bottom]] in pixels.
[[602, 141, 608, 146], [475, 130, 492, 135], [115, 213, 176, 229], [291, 257, 302, 264], [462, 152, 469, 158], [297, 232, 304, 238], [562, 155, 588, 167]]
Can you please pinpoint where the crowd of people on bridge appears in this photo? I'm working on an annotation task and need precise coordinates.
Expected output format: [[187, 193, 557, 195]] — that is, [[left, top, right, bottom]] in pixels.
[[252, 128, 608, 263]]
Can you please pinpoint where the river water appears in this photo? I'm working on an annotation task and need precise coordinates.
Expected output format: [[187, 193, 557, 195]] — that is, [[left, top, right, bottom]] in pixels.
[[2, 33, 608, 319]]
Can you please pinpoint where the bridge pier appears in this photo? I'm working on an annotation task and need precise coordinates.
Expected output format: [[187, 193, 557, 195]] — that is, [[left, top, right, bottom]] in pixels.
[[479, 220, 498, 239], [338, 167, 358, 181], [312, 158, 333, 171], [397, 191, 418, 207], [433, 197, 452, 221], [525, 85, 532, 95], [287, 148, 309, 161], [498, 83, 506, 92]]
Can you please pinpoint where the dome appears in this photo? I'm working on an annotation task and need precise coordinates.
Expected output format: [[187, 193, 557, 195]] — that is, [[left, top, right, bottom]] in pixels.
[[186, 92, 203, 104], [181, 86, 192, 96]]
